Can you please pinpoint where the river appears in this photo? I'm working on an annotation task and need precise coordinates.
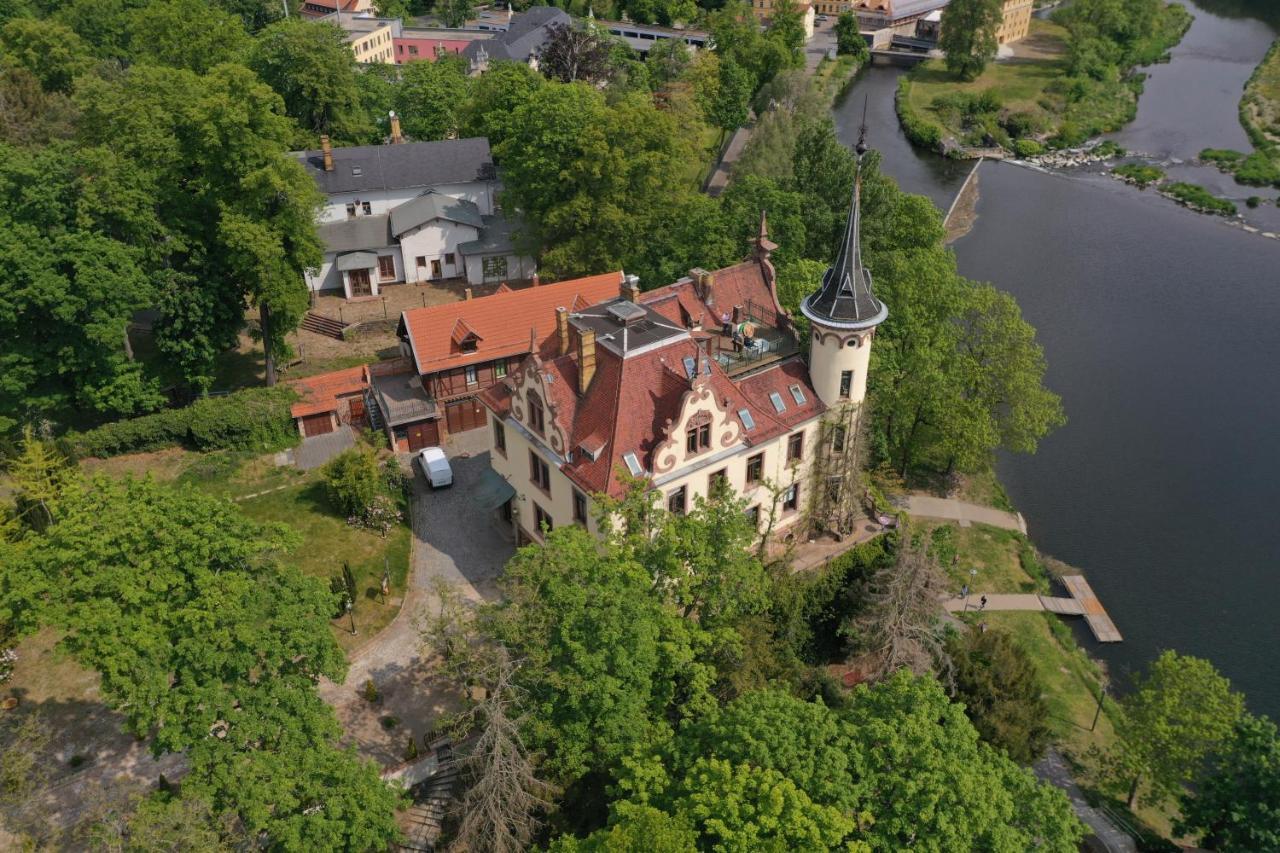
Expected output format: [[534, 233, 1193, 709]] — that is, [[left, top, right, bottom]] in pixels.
[[834, 1, 1280, 716]]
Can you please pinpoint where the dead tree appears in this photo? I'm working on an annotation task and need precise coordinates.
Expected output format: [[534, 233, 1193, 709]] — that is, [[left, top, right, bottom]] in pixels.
[[449, 648, 555, 853], [852, 529, 952, 684]]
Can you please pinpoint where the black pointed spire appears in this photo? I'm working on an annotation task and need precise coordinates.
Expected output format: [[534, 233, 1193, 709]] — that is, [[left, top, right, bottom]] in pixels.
[[800, 103, 887, 330]]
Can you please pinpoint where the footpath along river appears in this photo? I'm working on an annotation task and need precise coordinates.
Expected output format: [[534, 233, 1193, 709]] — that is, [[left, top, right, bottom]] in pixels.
[[834, 1, 1280, 716]]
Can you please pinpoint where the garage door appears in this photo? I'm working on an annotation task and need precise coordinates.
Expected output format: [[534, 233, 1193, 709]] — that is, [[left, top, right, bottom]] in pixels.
[[445, 398, 486, 434], [301, 413, 334, 437], [406, 420, 440, 452]]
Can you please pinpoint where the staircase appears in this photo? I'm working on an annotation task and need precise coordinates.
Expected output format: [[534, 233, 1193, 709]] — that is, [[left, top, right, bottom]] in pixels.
[[301, 311, 349, 340], [398, 741, 460, 852]]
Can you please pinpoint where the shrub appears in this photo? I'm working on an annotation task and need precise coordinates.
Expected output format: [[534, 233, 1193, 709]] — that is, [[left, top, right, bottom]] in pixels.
[[403, 736, 419, 761], [363, 679, 380, 703], [1001, 111, 1039, 140], [1247, 195, 1262, 208], [1093, 140, 1125, 158], [1200, 147, 1246, 167], [1163, 182, 1238, 216], [946, 629, 1052, 764], [1233, 151, 1280, 187], [898, 79, 944, 150], [1113, 163, 1164, 188], [1012, 138, 1044, 158], [382, 457, 410, 498], [68, 387, 298, 458], [323, 445, 382, 517]]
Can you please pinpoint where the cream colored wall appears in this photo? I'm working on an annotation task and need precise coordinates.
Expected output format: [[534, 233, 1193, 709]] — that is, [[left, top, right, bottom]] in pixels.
[[807, 326, 874, 409], [351, 25, 395, 64], [997, 0, 1033, 43], [484, 380, 821, 543]]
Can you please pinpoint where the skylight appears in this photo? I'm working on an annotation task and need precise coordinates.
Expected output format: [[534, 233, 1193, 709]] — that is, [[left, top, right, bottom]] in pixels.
[[769, 392, 786, 413], [789, 384, 806, 405], [738, 409, 755, 431], [623, 452, 643, 476], [682, 356, 696, 379]]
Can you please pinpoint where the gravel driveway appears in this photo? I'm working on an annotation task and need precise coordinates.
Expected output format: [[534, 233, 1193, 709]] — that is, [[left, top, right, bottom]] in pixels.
[[319, 435, 513, 766]]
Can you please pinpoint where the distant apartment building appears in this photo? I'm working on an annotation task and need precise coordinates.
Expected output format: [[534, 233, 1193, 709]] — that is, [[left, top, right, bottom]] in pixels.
[[996, 0, 1033, 43], [849, 0, 949, 34], [749, 0, 817, 39], [349, 21, 395, 63]]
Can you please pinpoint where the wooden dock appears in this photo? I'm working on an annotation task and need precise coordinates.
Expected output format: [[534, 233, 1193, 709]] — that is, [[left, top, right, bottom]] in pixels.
[[1061, 575, 1123, 643]]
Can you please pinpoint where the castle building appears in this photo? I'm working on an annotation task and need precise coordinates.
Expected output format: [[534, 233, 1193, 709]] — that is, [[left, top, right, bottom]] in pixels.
[[477, 156, 887, 546]]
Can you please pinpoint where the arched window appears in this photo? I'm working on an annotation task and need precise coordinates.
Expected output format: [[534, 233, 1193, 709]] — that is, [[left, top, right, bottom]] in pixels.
[[528, 391, 545, 435]]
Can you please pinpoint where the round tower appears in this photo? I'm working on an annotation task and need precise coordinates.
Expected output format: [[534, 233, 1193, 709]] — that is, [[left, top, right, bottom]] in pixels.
[[801, 149, 887, 410]]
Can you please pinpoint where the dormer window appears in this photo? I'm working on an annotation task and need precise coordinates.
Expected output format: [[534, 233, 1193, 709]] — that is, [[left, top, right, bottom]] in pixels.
[[528, 391, 545, 435], [460, 338, 478, 353]]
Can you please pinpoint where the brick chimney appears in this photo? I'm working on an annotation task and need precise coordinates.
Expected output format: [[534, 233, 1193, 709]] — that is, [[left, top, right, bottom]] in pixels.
[[321, 135, 334, 172], [622, 273, 640, 303], [578, 328, 596, 394], [389, 111, 403, 144], [691, 268, 715, 305], [556, 307, 570, 356]]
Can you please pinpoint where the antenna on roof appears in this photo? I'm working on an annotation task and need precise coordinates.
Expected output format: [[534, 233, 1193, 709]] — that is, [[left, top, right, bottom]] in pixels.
[[855, 95, 869, 161]]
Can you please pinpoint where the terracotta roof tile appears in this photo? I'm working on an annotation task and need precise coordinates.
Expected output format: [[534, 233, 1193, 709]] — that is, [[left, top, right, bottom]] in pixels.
[[400, 272, 623, 376], [290, 365, 370, 418]]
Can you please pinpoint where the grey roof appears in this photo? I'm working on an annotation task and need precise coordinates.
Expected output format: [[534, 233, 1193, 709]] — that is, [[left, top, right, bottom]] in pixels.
[[867, 0, 948, 20], [463, 6, 569, 63], [318, 214, 394, 255], [570, 297, 689, 359], [372, 372, 439, 427], [457, 214, 519, 256], [291, 138, 495, 196], [390, 192, 485, 237], [336, 251, 379, 271], [801, 166, 888, 330]]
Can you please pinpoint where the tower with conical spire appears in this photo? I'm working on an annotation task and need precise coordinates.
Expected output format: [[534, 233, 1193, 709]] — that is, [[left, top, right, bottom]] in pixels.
[[801, 110, 887, 411]]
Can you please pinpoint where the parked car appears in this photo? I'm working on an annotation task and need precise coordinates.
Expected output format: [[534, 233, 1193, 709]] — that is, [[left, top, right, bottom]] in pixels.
[[417, 447, 453, 488]]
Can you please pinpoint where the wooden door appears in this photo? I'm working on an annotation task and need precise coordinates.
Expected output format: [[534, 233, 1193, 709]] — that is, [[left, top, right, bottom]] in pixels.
[[347, 396, 366, 424], [377, 255, 396, 281], [406, 419, 439, 452], [349, 268, 372, 297], [431, 259, 442, 279], [445, 398, 485, 433], [301, 413, 333, 437]]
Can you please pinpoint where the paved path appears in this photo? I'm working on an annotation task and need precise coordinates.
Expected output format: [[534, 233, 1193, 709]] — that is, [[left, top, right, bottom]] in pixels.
[[319, 433, 513, 766], [293, 425, 355, 470], [900, 494, 1028, 534], [1035, 749, 1137, 853]]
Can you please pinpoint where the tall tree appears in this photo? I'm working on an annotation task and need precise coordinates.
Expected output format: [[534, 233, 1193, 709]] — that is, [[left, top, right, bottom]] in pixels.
[[75, 64, 324, 390], [1, 474, 402, 847], [459, 59, 544, 147], [940, 0, 1003, 80], [1108, 650, 1244, 809], [247, 18, 370, 144], [124, 0, 249, 73], [1177, 712, 1280, 851], [946, 628, 1052, 763], [538, 22, 614, 86], [0, 17, 92, 93], [395, 54, 470, 141], [706, 56, 753, 142], [835, 11, 868, 60]]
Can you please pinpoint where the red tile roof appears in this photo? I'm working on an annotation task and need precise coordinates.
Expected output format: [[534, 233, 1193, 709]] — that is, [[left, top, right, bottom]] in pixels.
[[399, 272, 624, 377], [640, 259, 787, 331], [290, 365, 370, 418]]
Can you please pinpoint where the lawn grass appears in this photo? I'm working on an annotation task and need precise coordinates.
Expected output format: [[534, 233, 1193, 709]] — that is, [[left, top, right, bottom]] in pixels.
[[930, 522, 1044, 594]]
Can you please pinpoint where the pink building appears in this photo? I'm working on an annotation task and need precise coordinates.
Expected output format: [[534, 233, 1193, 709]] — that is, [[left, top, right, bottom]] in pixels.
[[393, 36, 472, 63]]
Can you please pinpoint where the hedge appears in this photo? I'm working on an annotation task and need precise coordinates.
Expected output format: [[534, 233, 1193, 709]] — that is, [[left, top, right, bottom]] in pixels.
[[68, 386, 300, 458], [896, 77, 945, 151]]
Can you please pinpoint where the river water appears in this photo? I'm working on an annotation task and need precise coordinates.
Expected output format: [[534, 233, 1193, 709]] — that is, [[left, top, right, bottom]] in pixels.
[[835, 1, 1280, 716]]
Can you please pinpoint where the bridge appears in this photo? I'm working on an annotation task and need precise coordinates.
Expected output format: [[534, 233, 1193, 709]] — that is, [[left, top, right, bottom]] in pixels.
[[869, 48, 932, 67]]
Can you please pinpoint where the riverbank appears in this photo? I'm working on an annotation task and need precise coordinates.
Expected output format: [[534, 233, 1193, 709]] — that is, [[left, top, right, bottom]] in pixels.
[[1241, 37, 1280, 157], [897, 5, 1192, 158]]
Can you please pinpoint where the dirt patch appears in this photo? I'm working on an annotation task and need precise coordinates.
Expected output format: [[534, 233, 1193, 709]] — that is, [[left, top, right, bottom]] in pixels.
[[80, 447, 193, 482]]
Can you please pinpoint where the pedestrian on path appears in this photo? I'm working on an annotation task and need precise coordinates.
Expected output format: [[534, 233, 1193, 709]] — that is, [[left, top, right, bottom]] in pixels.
[[980, 595, 988, 611], [960, 583, 969, 600]]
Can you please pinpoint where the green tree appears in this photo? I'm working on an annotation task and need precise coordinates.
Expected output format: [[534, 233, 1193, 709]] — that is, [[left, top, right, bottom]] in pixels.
[[538, 22, 614, 86], [53, 0, 141, 60], [1108, 650, 1244, 809], [549, 803, 698, 852], [124, 0, 250, 73], [439, 0, 472, 28], [214, 0, 287, 33], [644, 36, 691, 89], [939, 0, 1003, 80], [459, 59, 544, 147], [1, 475, 403, 846], [835, 11, 868, 60], [0, 18, 92, 93], [75, 63, 325, 390], [946, 628, 1051, 763], [323, 444, 383, 517], [395, 54, 470, 141], [0, 65, 78, 145], [706, 56, 753, 141], [0, 142, 164, 431], [765, 0, 807, 69], [1177, 712, 1280, 851], [790, 118, 857, 260], [247, 18, 370, 143], [481, 524, 719, 783]]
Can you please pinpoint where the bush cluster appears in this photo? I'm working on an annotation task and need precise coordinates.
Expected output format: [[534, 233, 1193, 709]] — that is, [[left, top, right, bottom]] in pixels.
[[1163, 182, 1238, 216], [896, 78, 945, 150], [1113, 163, 1164, 188], [67, 387, 299, 458], [323, 445, 382, 518]]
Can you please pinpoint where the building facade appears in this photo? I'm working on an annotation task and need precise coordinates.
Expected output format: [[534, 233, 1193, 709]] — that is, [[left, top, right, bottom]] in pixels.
[[478, 187, 888, 545], [294, 136, 533, 298], [996, 0, 1033, 43]]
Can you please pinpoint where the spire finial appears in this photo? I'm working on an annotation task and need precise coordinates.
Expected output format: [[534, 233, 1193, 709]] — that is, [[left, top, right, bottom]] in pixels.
[[755, 209, 778, 258], [855, 95, 869, 161]]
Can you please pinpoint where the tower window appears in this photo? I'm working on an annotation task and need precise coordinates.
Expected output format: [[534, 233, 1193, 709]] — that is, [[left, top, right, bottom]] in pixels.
[[839, 370, 853, 399]]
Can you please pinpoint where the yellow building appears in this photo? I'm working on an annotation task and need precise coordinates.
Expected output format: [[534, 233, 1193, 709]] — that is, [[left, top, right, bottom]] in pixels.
[[347, 22, 395, 64], [750, 0, 817, 39], [997, 0, 1033, 44]]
